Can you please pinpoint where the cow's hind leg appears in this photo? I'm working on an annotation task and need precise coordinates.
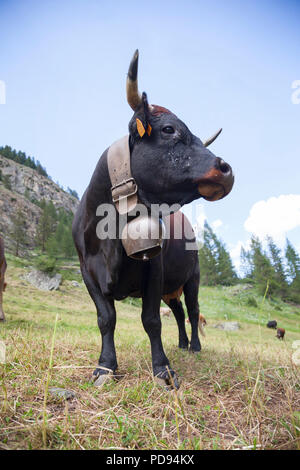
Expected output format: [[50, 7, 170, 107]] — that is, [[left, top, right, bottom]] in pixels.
[[168, 299, 189, 350], [184, 272, 201, 353], [81, 264, 118, 386]]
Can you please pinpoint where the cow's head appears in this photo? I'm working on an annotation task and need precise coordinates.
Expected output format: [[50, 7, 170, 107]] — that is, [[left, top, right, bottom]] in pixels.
[[126, 50, 234, 209]]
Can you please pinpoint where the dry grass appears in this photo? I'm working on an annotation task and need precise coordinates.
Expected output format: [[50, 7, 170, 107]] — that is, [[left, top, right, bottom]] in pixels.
[[0, 263, 300, 450]]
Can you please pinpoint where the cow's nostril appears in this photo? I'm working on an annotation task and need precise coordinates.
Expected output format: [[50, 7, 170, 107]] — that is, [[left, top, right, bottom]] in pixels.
[[218, 159, 231, 175]]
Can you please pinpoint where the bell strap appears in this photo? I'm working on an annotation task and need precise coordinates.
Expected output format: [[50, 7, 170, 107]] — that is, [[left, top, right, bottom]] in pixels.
[[107, 135, 138, 215]]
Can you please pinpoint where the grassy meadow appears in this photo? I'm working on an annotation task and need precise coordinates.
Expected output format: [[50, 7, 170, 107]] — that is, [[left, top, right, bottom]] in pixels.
[[0, 255, 300, 450]]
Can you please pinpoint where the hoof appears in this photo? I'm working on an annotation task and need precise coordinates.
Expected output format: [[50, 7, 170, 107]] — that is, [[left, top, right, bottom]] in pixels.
[[178, 341, 189, 350], [154, 367, 180, 391], [189, 347, 201, 353], [189, 342, 201, 353], [93, 374, 114, 387], [91, 367, 115, 388]]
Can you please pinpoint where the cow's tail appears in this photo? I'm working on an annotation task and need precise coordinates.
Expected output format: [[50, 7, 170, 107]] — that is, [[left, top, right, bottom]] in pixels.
[[198, 320, 206, 337]]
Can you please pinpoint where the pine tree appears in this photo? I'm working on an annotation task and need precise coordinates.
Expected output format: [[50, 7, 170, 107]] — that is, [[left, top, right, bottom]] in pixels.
[[45, 208, 76, 258], [198, 244, 217, 285], [67, 187, 79, 200], [217, 243, 237, 285], [247, 236, 278, 296], [36, 200, 57, 252], [198, 221, 237, 286], [199, 222, 218, 285], [10, 208, 28, 256], [285, 239, 300, 303], [0, 146, 49, 177], [240, 245, 252, 279], [266, 236, 288, 297]]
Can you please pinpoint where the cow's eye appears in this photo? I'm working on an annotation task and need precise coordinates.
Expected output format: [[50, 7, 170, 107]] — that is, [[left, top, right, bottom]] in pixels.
[[162, 126, 175, 134]]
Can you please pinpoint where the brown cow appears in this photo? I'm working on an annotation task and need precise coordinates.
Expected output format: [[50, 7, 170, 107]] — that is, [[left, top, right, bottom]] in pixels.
[[186, 313, 207, 337], [276, 328, 285, 340], [160, 307, 172, 317], [0, 236, 7, 322]]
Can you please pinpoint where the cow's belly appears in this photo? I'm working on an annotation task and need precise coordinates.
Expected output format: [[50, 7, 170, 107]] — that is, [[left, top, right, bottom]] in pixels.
[[113, 242, 197, 301]]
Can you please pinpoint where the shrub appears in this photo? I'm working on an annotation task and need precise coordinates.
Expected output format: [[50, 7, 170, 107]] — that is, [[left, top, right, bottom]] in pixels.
[[247, 296, 258, 308], [274, 305, 282, 311], [35, 255, 57, 274]]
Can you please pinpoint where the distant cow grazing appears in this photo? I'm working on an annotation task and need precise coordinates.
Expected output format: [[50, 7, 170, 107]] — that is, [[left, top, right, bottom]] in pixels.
[[267, 320, 277, 329], [186, 313, 207, 337], [276, 328, 285, 340], [0, 236, 7, 322], [160, 307, 171, 317], [72, 50, 234, 389]]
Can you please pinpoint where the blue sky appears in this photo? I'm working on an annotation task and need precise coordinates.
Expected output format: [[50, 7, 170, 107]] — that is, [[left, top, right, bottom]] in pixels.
[[0, 0, 300, 268]]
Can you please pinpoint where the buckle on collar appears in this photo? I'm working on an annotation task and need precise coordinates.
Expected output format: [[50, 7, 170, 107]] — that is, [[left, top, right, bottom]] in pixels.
[[111, 178, 138, 204]]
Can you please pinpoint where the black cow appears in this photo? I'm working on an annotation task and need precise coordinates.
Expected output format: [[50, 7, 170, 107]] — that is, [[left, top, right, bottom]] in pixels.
[[267, 320, 277, 329], [72, 50, 234, 389], [0, 236, 7, 322]]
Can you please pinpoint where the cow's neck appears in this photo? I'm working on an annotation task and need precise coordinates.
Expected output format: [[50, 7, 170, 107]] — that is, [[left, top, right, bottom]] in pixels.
[[86, 149, 113, 213]]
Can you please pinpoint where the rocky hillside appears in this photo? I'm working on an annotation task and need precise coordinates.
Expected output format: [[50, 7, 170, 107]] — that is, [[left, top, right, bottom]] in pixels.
[[0, 154, 79, 250]]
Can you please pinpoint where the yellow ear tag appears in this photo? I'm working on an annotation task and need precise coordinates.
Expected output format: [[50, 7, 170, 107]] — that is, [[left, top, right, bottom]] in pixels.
[[147, 124, 152, 136], [136, 118, 146, 138]]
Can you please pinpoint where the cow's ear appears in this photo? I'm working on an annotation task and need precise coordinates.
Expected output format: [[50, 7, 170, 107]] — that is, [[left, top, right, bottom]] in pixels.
[[129, 92, 152, 140], [141, 92, 150, 120]]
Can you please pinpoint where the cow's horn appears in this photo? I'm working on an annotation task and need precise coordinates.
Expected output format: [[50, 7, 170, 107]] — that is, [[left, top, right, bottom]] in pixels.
[[126, 49, 143, 111], [203, 128, 222, 147]]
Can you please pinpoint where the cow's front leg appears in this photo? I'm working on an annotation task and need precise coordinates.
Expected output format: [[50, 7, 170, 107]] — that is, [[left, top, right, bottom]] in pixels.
[[141, 259, 179, 390], [92, 295, 118, 386], [80, 264, 117, 386]]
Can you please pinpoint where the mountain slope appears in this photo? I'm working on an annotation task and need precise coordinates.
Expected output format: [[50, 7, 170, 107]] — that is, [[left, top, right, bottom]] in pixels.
[[0, 154, 79, 250]]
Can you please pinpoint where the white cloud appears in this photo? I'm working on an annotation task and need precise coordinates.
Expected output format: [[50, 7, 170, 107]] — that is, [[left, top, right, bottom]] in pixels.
[[244, 194, 300, 242], [211, 219, 223, 231]]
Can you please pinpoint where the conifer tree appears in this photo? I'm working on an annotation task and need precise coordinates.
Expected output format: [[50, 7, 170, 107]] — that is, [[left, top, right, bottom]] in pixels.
[[198, 221, 237, 286], [247, 236, 278, 296], [10, 208, 28, 256], [217, 242, 237, 285], [240, 245, 252, 279], [285, 239, 300, 302], [266, 236, 288, 297], [36, 200, 57, 252], [45, 209, 76, 258]]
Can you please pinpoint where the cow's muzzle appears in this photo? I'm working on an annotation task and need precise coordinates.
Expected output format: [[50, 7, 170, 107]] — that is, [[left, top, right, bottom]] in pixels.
[[196, 157, 234, 201]]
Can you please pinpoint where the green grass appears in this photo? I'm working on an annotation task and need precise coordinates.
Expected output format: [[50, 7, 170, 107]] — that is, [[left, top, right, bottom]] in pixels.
[[0, 259, 300, 450]]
